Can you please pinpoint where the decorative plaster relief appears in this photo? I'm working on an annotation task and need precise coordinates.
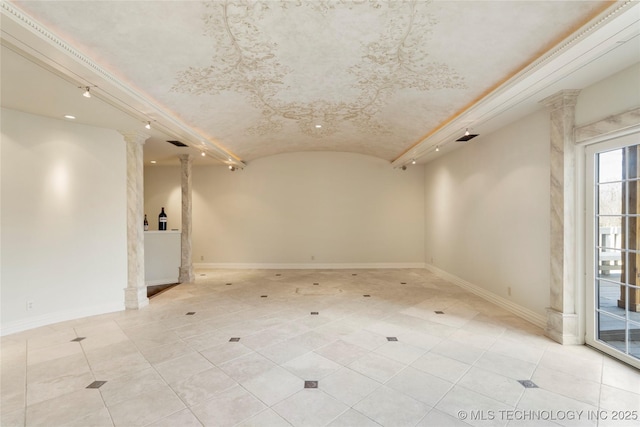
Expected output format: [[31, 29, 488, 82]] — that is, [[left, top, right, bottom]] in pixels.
[[172, 0, 466, 138]]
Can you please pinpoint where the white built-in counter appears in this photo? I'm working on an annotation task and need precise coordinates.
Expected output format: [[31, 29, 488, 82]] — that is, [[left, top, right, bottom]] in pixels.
[[144, 230, 181, 286]]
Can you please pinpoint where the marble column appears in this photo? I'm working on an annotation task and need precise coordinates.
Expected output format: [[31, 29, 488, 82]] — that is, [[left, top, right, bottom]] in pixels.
[[540, 90, 581, 344], [120, 131, 150, 310], [178, 154, 195, 283]]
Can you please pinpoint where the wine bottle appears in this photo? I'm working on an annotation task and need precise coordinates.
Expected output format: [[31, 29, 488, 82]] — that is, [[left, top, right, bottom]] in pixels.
[[158, 207, 167, 231], [144, 214, 149, 231]]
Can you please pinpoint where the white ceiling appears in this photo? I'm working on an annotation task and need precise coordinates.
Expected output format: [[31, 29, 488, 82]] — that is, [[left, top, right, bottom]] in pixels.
[[2, 1, 640, 167]]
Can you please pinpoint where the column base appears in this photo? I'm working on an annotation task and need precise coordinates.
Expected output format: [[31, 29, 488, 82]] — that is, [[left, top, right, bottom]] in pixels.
[[124, 286, 149, 310], [179, 266, 195, 283], [545, 308, 581, 345]]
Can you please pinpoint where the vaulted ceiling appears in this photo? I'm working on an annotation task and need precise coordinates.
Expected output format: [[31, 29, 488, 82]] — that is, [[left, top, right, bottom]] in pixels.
[[2, 1, 639, 167]]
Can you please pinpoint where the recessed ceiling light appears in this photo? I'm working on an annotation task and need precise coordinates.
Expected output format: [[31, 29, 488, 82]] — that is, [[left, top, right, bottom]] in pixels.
[[64, 115, 76, 119], [201, 152, 206, 157], [315, 124, 322, 128], [150, 160, 157, 164]]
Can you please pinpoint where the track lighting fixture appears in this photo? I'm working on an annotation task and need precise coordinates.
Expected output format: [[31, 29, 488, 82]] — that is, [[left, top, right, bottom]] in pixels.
[[229, 165, 236, 171], [82, 86, 91, 98], [201, 152, 206, 157], [145, 121, 151, 130], [435, 146, 440, 152], [465, 128, 470, 136], [411, 159, 416, 165]]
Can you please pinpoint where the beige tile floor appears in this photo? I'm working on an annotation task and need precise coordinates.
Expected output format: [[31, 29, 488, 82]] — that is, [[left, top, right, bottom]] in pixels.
[[1, 269, 640, 427]]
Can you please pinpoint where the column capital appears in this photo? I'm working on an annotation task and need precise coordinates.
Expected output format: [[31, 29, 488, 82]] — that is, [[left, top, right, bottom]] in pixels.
[[119, 130, 150, 145], [539, 90, 581, 111], [179, 154, 193, 163]]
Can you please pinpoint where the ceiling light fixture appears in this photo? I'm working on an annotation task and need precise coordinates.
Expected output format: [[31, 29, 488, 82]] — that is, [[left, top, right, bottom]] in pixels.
[[465, 128, 470, 136], [315, 124, 322, 128], [201, 152, 206, 157], [80, 86, 92, 98], [64, 114, 76, 119], [229, 165, 236, 171], [435, 146, 440, 152], [150, 160, 157, 164], [411, 159, 416, 164], [145, 121, 151, 130]]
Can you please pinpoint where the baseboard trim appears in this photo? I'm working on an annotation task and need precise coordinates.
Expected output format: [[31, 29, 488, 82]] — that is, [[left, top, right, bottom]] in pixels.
[[193, 262, 426, 270], [426, 264, 547, 329], [0, 302, 124, 337]]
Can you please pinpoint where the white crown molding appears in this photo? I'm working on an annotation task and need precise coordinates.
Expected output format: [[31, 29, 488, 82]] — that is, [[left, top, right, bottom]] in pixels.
[[0, 1, 245, 168], [394, 0, 640, 167]]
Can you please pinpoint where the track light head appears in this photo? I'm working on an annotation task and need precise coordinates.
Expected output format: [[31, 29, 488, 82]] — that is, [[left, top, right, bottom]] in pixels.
[[82, 87, 91, 98], [145, 121, 151, 130]]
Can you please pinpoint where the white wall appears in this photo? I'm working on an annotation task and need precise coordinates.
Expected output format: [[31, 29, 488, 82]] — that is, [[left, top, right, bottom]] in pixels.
[[575, 63, 640, 126], [1, 109, 127, 334], [144, 166, 182, 231], [144, 152, 425, 267], [423, 62, 640, 319], [424, 109, 551, 317]]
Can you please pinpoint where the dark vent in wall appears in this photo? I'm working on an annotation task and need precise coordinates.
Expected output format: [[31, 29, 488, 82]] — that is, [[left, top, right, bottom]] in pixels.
[[167, 140, 188, 147]]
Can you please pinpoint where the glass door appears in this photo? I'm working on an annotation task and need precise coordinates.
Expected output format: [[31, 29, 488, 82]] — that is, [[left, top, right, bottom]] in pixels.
[[586, 132, 640, 368]]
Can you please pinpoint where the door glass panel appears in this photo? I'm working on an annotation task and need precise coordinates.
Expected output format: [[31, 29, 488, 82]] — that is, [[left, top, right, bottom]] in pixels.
[[598, 216, 622, 250], [597, 249, 623, 280], [626, 146, 640, 179], [598, 183, 623, 215], [598, 312, 627, 353], [599, 149, 623, 183], [630, 284, 640, 325], [594, 146, 640, 362], [629, 318, 640, 359], [598, 280, 626, 316]]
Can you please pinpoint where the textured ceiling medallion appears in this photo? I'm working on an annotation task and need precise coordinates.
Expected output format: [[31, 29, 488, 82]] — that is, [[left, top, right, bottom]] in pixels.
[[172, 0, 466, 139]]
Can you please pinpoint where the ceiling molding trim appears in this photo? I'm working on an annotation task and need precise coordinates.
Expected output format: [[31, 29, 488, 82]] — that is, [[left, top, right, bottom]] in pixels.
[[392, 0, 640, 167], [1, 1, 245, 168]]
